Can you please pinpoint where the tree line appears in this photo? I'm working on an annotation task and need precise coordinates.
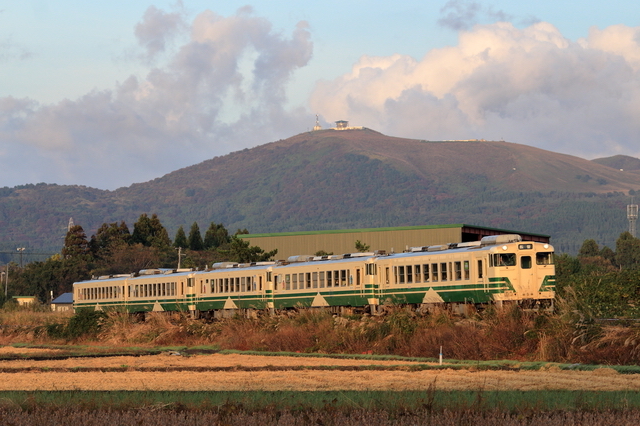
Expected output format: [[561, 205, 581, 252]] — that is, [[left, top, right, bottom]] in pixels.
[[555, 231, 640, 318], [5, 214, 276, 303]]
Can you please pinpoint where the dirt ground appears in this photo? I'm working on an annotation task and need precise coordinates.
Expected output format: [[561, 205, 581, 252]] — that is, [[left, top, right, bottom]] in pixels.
[[0, 347, 638, 392]]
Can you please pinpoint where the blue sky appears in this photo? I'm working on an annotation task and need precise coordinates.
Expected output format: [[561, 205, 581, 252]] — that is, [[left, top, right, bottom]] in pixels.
[[1, 0, 639, 189]]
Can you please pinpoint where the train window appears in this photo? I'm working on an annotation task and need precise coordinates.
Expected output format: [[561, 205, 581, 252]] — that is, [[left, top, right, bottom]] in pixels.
[[224, 278, 229, 293], [334, 271, 340, 287], [393, 267, 398, 284], [398, 266, 405, 284], [477, 260, 483, 279], [536, 252, 554, 265], [423, 264, 429, 282], [366, 264, 377, 275], [237, 277, 241, 292], [320, 271, 325, 288], [326, 271, 331, 287], [521, 256, 532, 269], [492, 253, 516, 267], [356, 269, 361, 286], [306, 273, 312, 288], [414, 265, 421, 283], [292, 273, 298, 289], [284, 275, 290, 290], [454, 262, 462, 280], [187, 278, 194, 288], [518, 244, 533, 250], [431, 263, 439, 282], [441, 263, 448, 281], [464, 261, 470, 280], [407, 265, 413, 283], [341, 270, 347, 286], [313, 272, 318, 288]]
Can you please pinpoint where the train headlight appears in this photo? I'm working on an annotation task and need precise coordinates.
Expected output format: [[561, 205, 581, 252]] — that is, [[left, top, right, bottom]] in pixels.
[[543, 244, 549, 249], [502, 245, 508, 250]]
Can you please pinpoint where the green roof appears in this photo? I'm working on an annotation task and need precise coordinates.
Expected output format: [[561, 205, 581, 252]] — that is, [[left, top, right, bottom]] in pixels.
[[238, 224, 549, 239]]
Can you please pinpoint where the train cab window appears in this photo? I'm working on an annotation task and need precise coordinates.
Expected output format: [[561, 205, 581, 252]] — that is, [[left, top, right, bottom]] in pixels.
[[491, 253, 516, 267], [521, 256, 532, 269], [423, 264, 430, 282], [464, 261, 470, 280], [440, 263, 448, 281], [454, 262, 462, 280], [536, 252, 554, 265], [431, 263, 439, 282], [407, 265, 413, 283], [415, 265, 421, 283]]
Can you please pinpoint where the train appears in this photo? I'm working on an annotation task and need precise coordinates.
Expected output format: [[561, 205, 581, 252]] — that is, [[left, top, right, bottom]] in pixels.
[[73, 234, 556, 317]]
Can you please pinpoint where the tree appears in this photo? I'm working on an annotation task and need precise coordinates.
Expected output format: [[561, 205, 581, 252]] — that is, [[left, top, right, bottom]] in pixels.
[[188, 222, 204, 251], [354, 240, 370, 252], [173, 226, 187, 249], [227, 236, 278, 263], [615, 232, 640, 270], [204, 222, 231, 249], [578, 239, 600, 257], [131, 214, 171, 249], [90, 221, 131, 258], [62, 225, 91, 260]]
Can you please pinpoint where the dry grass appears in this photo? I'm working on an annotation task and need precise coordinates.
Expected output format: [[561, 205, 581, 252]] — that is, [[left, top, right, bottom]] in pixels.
[[1, 304, 640, 365]]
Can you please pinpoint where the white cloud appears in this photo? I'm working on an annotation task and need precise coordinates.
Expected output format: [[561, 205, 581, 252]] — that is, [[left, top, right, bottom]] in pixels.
[[310, 21, 640, 159], [0, 7, 313, 189]]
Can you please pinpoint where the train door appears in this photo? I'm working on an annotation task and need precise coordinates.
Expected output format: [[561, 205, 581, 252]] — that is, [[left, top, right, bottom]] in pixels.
[[186, 274, 197, 316], [265, 267, 275, 314], [475, 256, 487, 293], [519, 252, 536, 298]]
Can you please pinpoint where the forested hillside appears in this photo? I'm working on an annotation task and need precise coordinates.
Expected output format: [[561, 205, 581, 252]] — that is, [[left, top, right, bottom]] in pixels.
[[1, 128, 639, 263]]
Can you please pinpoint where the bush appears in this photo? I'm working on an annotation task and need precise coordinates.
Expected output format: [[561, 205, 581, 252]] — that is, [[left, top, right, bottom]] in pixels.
[[46, 309, 107, 341]]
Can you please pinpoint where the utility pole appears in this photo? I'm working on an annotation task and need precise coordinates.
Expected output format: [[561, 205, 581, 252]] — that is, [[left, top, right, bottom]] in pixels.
[[176, 247, 185, 269]]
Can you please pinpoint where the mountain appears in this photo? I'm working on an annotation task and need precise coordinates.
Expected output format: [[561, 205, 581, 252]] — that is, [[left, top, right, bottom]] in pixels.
[[1, 128, 639, 262], [592, 155, 640, 171]]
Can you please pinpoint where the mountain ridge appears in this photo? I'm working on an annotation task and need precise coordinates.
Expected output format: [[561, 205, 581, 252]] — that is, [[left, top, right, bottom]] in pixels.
[[1, 128, 639, 258]]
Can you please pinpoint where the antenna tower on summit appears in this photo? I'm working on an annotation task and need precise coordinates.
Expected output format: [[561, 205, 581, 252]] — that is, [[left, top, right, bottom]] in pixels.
[[628, 200, 638, 238], [313, 114, 322, 131]]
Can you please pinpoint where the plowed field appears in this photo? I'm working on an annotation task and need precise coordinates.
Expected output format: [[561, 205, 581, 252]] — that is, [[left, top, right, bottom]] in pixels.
[[0, 347, 637, 392]]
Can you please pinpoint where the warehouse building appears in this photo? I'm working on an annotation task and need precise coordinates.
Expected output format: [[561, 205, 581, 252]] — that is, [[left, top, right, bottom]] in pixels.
[[237, 224, 550, 260]]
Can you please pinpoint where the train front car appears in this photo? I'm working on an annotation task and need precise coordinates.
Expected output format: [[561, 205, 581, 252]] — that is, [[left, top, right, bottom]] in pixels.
[[376, 234, 555, 313], [484, 235, 555, 309]]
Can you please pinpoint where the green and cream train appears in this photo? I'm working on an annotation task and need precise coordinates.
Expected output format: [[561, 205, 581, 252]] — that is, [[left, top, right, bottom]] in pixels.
[[73, 234, 556, 316]]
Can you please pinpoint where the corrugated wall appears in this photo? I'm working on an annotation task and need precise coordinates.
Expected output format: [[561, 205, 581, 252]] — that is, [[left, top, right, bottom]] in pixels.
[[240, 227, 463, 259]]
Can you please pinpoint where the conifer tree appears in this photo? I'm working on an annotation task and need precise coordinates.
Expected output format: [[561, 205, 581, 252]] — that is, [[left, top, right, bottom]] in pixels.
[[173, 226, 187, 249], [188, 222, 204, 251]]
